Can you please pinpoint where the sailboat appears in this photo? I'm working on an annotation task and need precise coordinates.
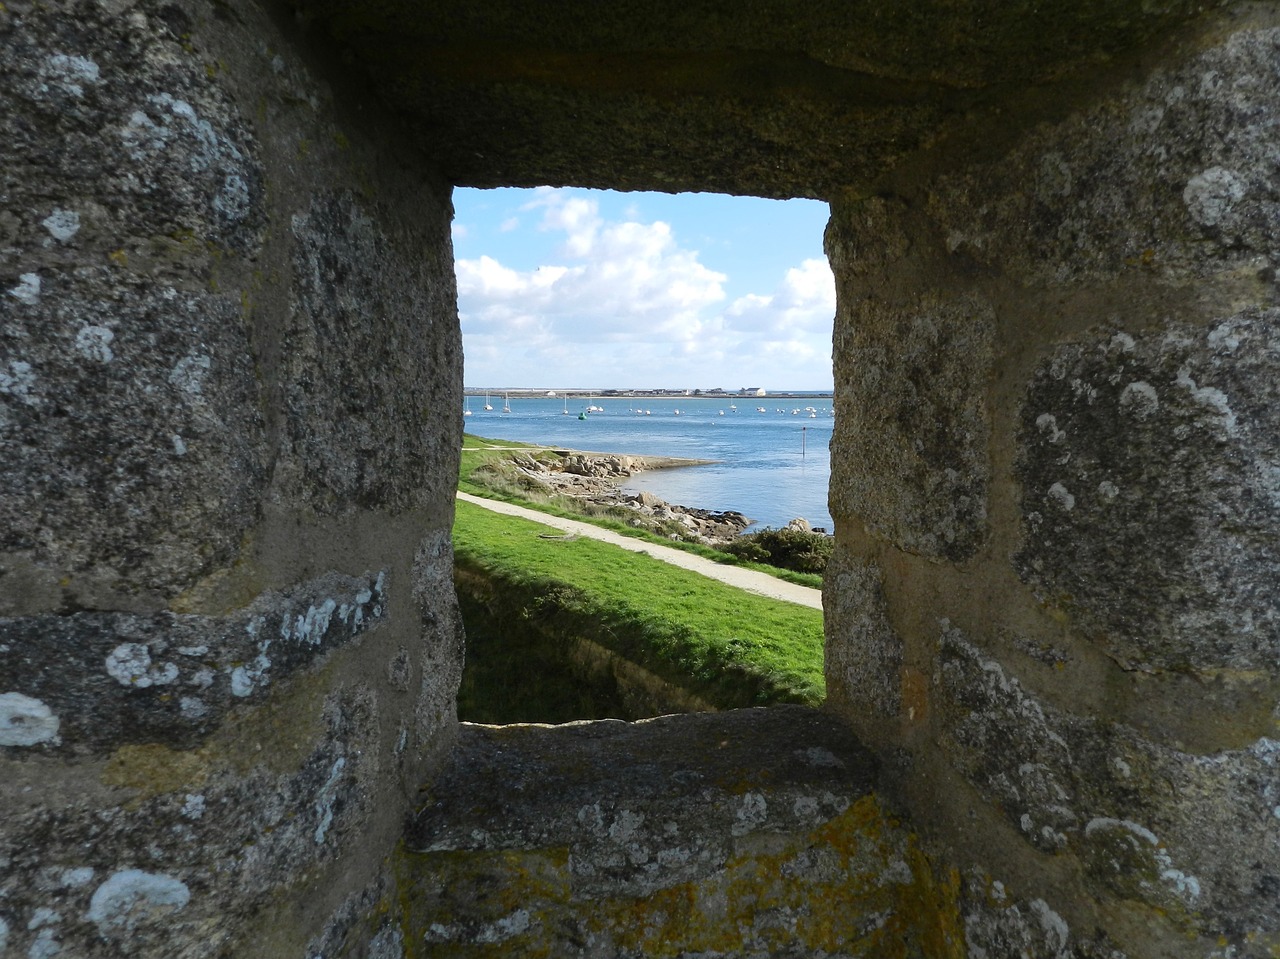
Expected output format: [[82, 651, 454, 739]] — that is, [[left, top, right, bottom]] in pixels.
[[502, 392, 511, 413], [483, 391, 493, 411], [463, 395, 472, 417], [562, 394, 570, 415]]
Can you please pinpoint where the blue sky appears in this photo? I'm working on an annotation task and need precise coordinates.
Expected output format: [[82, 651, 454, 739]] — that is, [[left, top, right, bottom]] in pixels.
[[451, 187, 834, 391]]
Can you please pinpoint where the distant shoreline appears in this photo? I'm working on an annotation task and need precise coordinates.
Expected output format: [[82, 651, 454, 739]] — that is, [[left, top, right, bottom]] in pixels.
[[464, 389, 833, 400], [462, 441, 715, 474]]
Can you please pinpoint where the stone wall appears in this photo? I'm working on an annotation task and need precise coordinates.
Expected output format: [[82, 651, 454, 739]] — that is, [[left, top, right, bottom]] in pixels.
[[7, 0, 1280, 956], [399, 707, 958, 958], [0, 1, 462, 956], [825, 12, 1280, 958]]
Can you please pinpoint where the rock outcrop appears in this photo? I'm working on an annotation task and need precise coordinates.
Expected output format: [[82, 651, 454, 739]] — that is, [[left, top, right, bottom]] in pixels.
[[512, 452, 754, 544]]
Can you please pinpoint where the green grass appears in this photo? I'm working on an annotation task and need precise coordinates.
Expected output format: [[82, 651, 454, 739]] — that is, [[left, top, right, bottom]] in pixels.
[[459, 433, 824, 590], [452, 499, 825, 707]]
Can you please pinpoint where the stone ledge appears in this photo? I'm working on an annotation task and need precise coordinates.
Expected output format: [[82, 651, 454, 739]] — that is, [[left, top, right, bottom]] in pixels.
[[400, 708, 944, 956], [410, 707, 878, 855]]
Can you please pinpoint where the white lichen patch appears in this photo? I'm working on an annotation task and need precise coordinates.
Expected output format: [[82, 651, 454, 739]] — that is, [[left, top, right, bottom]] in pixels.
[[475, 909, 530, 944], [229, 653, 270, 698], [86, 870, 190, 935], [105, 643, 179, 688], [1108, 331, 1136, 354], [655, 845, 693, 869], [792, 795, 822, 825], [212, 174, 250, 221], [229, 617, 272, 697], [1175, 366, 1237, 432], [0, 360, 38, 405], [181, 794, 206, 820], [1046, 483, 1075, 511], [28, 907, 60, 929], [1035, 413, 1067, 444], [0, 692, 61, 746], [74, 325, 115, 363], [168, 354, 210, 396], [8, 273, 41, 305], [607, 809, 646, 844], [796, 746, 844, 768], [120, 92, 253, 223], [1084, 817, 1202, 903], [732, 792, 768, 836], [121, 109, 171, 158], [178, 696, 208, 719], [1118, 380, 1160, 419], [42, 208, 81, 243], [1208, 322, 1241, 352], [283, 599, 337, 646], [314, 757, 347, 844], [1184, 166, 1246, 228], [27, 927, 60, 959], [577, 803, 606, 835], [59, 868, 95, 888], [1028, 899, 1069, 953], [1096, 480, 1120, 502], [45, 53, 101, 97]]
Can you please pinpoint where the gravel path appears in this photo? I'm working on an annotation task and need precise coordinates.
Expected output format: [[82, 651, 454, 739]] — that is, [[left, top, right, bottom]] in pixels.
[[456, 491, 824, 611]]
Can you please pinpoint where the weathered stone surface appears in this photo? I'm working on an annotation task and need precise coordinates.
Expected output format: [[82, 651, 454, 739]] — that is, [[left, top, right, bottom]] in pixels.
[[929, 25, 1280, 284], [8, 0, 1280, 955], [935, 625, 1280, 949], [286, 0, 1224, 198], [960, 871, 1127, 959], [304, 867, 405, 959], [0, 570, 386, 756], [403, 707, 950, 957], [411, 528, 464, 742], [276, 188, 461, 514], [0, 0, 269, 603], [0, 682, 382, 959], [829, 282, 994, 560], [824, 550, 901, 719], [1016, 310, 1280, 673], [1, 1, 464, 956]]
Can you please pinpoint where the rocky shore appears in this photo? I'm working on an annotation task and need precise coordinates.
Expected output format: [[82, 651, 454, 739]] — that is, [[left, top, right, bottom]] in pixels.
[[502, 449, 755, 544]]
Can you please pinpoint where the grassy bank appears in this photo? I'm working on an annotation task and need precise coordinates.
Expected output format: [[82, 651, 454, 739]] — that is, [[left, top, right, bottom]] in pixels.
[[452, 499, 825, 708], [459, 433, 824, 589]]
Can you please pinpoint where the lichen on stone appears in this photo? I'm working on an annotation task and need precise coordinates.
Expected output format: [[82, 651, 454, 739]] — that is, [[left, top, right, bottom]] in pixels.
[[1016, 310, 1280, 675]]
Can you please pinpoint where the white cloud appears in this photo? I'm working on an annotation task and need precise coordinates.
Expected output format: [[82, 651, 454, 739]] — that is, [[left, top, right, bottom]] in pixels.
[[499, 216, 519, 232], [457, 192, 727, 374], [457, 190, 833, 388], [725, 258, 835, 335]]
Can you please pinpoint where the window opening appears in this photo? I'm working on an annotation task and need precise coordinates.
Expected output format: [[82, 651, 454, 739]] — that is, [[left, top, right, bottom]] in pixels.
[[452, 186, 834, 724]]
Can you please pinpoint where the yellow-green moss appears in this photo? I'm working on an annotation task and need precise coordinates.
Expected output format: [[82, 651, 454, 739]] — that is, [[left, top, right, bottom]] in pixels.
[[394, 793, 964, 957]]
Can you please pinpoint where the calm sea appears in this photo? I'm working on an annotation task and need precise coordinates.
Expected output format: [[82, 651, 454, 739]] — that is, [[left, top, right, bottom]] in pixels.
[[463, 393, 835, 532]]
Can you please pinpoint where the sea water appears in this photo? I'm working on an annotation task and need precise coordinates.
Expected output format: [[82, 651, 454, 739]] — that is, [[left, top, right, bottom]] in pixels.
[[464, 393, 835, 532]]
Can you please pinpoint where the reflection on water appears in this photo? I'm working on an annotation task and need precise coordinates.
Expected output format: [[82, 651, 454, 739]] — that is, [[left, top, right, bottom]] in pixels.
[[464, 394, 834, 531]]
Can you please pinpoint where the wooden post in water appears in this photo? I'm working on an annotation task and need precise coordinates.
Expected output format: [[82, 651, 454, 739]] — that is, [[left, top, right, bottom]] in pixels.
[[802, 426, 807, 458]]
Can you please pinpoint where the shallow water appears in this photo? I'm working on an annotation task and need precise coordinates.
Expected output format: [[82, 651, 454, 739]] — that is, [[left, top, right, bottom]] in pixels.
[[464, 394, 835, 532]]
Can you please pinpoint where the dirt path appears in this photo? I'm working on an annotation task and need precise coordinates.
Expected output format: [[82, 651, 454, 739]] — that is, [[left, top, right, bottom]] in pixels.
[[456, 491, 824, 611]]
